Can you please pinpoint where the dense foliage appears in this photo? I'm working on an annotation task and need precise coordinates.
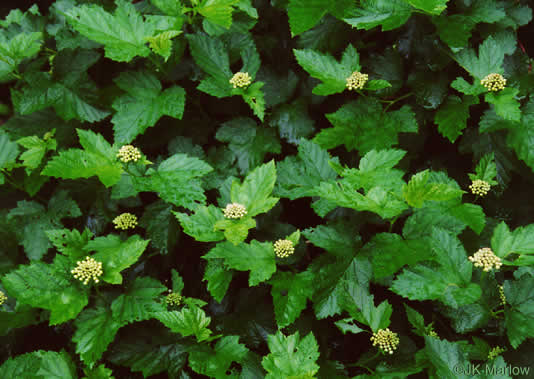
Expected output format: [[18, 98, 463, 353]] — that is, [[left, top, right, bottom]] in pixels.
[[0, 0, 533, 377]]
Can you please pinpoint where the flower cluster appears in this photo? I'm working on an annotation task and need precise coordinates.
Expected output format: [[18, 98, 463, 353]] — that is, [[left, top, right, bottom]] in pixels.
[[469, 179, 491, 196], [165, 292, 182, 307], [117, 145, 141, 163], [499, 285, 506, 305], [481, 73, 506, 92], [426, 324, 439, 338], [0, 291, 7, 306], [370, 328, 400, 355], [71, 256, 103, 285], [274, 239, 295, 258], [113, 213, 138, 230], [488, 346, 506, 360], [223, 203, 247, 219], [346, 71, 369, 91], [468, 247, 502, 272], [229, 72, 252, 89]]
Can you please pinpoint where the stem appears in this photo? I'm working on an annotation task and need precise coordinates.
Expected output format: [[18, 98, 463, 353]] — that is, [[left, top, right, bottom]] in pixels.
[[383, 92, 414, 113], [122, 165, 143, 178]]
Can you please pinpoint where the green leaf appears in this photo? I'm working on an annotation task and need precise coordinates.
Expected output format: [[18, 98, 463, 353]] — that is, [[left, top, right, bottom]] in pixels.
[[450, 77, 485, 96], [186, 33, 231, 81], [310, 256, 372, 319], [155, 306, 213, 342], [46, 227, 93, 259], [341, 281, 392, 331], [170, 269, 185, 293], [7, 191, 81, 261], [152, 0, 183, 16], [16, 133, 57, 172], [343, 0, 412, 31], [433, 1, 505, 49], [239, 81, 266, 121], [335, 318, 365, 335], [485, 87, 521, 122], [111, 276, 167, 324], [455, 34, 513, 79], [0, 131, 20, 173], [392, 228, 481, 308], [314, 97, 418, 154], [36, 350, 77, 379], [424, 337, 471, 379], [361, 233, 432, 279], [214, 217, 257, 245], [174, 205, 225, 242], [140, 200, 179, 255], [2, 258, 88, 325], [204, 240, 276, 286], [215, 117, 281, 174], [293, 44, 360, 96], [402, 170, 465, 208], [340, 148, 406, 193], [73, 306, 123, 368], [302, 222, 360, 258], [276, 138, 339, 200], [140, 153, 213, 209], [197, 0, 239, 28], [405, 0, 449, 15], [315, 182, 408, 219], [11, 69, 109, 123], [42, 129, 122, 187], [0, 31, 43, 82], [108, 329, 188, 377], [270, 100, 315, 144], [64, 0, 156, 62], [269, 270, 314, 328], [83, 364, 115, 379], [85, 234, 150, 285], [491, 222, 534, 261], [189, 335, 249, 377], [0, 350, 76, 379], [404, 304, 427, 336], [203, 259, 233, 303], [262, 331, 320, 379], [506, 99, 534, 172], [287, 0, 329, 36], [230, 160, 279, 217], [402, 173, 485, 238], [146, 30, 182, 61], [469, 152, 498, 185], [111, 71, 186, 144], [435, 95, 479, 143]]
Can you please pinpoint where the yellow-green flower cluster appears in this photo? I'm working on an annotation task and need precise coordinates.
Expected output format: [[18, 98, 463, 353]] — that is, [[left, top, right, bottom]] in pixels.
[[481, 73, 506, 92], [229, 72, 252, 89], [274, 239, 295, 258], [488, 346, 506, 360], [71, 256, 103, 285], [370, 328, 400, 355], [426, 324, 438, 338], [165, 292, 182, 307], [0, 291, 7, 306], [499, 285, 506, 305], [117, 145, 141, 163], [346, 71, 369, 91], [223, 203, 247, 219], [113, 213, 138, 230], [469, 179, 491, 196], [468, 247, 502, 272]]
